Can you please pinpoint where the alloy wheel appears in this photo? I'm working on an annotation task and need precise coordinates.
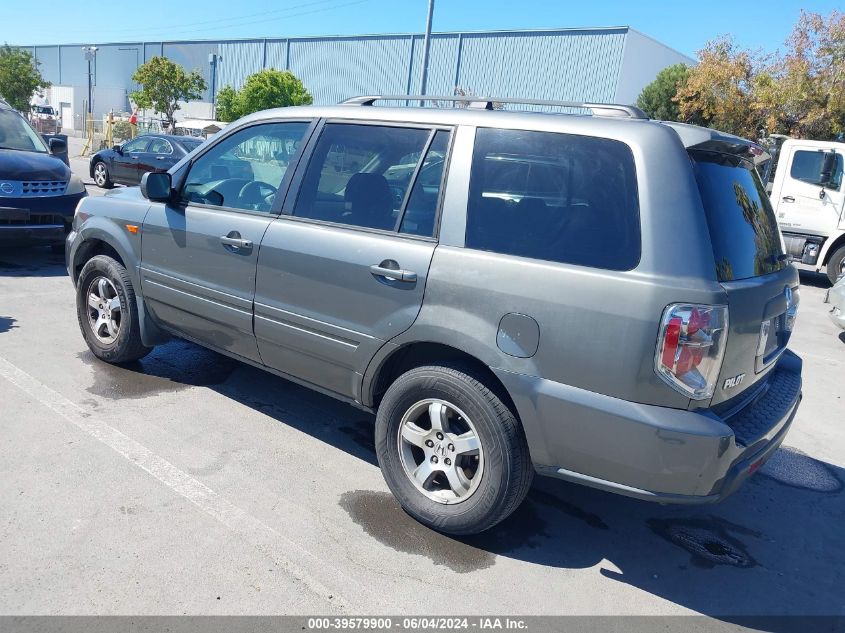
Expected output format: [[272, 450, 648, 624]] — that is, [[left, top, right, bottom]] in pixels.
[[86, 276, 122, 344], [397, 398, 484, 504]]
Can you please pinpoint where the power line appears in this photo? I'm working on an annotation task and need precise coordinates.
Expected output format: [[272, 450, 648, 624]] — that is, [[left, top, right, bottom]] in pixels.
[[171, 0, 371, 38], [19, 0, 372, 41]]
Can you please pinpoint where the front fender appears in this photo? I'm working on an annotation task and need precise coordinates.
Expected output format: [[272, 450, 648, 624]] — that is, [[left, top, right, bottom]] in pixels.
[[76, 217, 142, 288], [70, 204, 170, 347]]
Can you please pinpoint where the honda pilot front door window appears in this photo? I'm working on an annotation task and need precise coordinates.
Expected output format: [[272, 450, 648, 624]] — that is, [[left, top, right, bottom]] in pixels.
[[181, 121, 310, 213]]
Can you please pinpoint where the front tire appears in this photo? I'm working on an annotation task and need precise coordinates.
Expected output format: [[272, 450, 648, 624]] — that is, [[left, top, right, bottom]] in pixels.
[[93, 161, 113, 189], [76, 255, 151, 363], [375, 364, 533, 535], [826, 245, 845, 285]]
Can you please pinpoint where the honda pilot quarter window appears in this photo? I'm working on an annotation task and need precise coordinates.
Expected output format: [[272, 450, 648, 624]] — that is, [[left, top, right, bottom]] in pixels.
[[691, 150, 787, 281], [180, 121, 310, 213], [293, 123, 448, 236], [790, 149, 843, 190], [465, 128, 641, 270]]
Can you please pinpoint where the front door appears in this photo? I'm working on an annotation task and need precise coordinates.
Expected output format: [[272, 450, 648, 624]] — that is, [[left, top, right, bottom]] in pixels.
[[140, 120, 313, 361], [255, 123, 451, 398], [112, 136, 149, 184], [777, 145, 845, 236]]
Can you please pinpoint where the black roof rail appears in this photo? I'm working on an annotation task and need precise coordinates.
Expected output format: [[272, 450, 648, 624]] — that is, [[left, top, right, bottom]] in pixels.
[[340, 95, 648, 119]]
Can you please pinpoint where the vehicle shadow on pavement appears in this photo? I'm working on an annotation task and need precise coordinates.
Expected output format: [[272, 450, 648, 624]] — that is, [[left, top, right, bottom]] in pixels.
[[215, 356, 844, 624], [798, 270, 831, 289], [84, 337, 843, 626], [0, 246, 67, 277]]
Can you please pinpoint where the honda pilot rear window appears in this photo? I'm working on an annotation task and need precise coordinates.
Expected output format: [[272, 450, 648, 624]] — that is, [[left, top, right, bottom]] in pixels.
[[691, 150, 786, 281], [465, 128, 640, 270]]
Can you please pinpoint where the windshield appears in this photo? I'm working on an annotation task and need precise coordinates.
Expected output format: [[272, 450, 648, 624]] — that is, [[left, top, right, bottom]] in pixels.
[[0, 109, 49, 153], [691, 149, 786, 281], [32, 105, 55, 115]]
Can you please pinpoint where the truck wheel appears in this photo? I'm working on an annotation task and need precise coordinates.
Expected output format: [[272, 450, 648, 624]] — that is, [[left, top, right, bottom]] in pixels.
[[93, 161, 113, 189], [375, 364, 533, 535], [76, 255, 151, 364], [827, 245, 845, 285]]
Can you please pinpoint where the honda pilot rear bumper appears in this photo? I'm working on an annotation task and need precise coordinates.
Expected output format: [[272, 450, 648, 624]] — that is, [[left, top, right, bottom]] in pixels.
[[494, 349, 802, 503]]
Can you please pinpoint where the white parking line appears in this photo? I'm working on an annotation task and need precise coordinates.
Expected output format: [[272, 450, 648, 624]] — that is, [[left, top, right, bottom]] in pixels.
[[0, 354, 352, 611]]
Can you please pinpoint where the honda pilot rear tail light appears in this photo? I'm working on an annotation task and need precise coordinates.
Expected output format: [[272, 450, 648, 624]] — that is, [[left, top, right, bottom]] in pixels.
[[655, 304, 729, 400]]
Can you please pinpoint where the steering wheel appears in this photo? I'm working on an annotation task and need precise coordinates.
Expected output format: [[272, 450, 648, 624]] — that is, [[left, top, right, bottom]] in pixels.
[[238, 180, 278, 210]]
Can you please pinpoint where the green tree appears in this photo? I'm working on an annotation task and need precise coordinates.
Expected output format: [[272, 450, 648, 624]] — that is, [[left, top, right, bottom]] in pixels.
[[758, 10, 845, 139], [0, 45, 50, 112], [671, 10, 844, 141], [215, 69, 312, 122], [112, 120, 133, 141], [636, 64, 690, 121], [215, 85, 240, 123], [130, 56, 206, 129], [676, 36, 762, 138]]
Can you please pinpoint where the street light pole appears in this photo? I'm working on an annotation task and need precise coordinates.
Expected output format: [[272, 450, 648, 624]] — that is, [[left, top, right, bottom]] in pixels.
[[419, 0, 435, 106], [209, 53, 221, 120], [81, 46, 98, 155]]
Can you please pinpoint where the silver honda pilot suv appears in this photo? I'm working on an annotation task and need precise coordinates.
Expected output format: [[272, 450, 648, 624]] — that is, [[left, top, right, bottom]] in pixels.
[[66, 95, 802, 535]]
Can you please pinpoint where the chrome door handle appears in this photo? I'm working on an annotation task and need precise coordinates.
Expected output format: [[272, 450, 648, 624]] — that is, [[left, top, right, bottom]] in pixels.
[[220, 235, 253, 249], [370, 264, 417, 283], [782, 196, 795, 202]]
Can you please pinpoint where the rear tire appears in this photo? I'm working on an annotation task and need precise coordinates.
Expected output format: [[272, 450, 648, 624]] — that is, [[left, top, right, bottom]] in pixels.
[[93, 161, 113, 189], [375, 364, 533, 535], [826, 245, 845, 285], [76, 255, 151, 364]]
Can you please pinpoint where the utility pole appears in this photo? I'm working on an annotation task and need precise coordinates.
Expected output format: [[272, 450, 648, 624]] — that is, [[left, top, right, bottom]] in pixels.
[[81, 46, 98, 155], [209, 53, 221, 120], [419, 0, 435, 106]]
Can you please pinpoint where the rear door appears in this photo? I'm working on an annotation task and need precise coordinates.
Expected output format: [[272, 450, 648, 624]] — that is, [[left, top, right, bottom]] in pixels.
[[690, 149, 799, 408], [254, 122, 451, 398], [140, 137, 180, 179], [140, 120, 313, 362], [776, 144, 845, 235]]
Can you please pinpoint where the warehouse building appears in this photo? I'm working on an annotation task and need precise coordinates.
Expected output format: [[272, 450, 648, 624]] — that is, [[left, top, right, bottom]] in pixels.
[[25, 26, 693, 131]]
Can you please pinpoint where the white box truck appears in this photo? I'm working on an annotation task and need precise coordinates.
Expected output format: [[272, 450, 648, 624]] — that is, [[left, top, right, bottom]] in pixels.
[[769, 138, 845, 283]]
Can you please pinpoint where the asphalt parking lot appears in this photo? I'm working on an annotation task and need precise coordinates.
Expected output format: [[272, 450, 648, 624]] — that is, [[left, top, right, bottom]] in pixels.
[[1, 165, 843, 619]]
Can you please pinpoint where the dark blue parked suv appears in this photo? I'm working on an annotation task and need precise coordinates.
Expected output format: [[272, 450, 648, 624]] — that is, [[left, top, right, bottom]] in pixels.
[[0, 99, 86, 247]]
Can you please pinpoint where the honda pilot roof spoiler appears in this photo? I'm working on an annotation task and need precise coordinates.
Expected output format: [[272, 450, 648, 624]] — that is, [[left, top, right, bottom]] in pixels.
[[661, 121, 771, 165]]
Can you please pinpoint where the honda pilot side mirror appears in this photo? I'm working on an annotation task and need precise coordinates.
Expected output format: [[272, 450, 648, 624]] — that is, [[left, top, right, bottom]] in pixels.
[[141, 172, 172, 202], [48, 137, 67, 154]]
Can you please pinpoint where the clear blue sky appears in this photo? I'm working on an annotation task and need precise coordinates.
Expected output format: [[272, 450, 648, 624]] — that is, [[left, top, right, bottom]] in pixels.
[[7, 0, 841, 58]]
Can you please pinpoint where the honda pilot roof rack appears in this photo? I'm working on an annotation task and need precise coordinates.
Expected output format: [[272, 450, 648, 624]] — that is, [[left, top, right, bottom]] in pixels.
[[341, 95, 648, 119]]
